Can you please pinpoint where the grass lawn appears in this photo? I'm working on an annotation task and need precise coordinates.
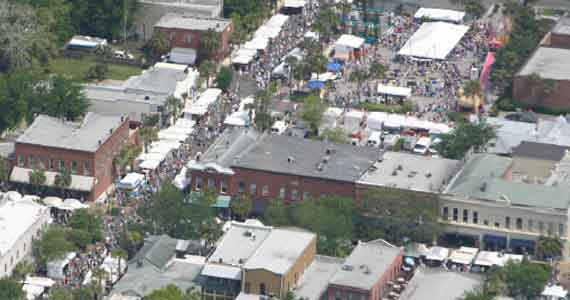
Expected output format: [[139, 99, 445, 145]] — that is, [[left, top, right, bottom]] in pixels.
[[49, 56, 142, 82]]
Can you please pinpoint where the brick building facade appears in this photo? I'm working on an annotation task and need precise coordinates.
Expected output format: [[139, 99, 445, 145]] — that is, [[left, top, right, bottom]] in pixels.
[[12, 113, 134, 202]]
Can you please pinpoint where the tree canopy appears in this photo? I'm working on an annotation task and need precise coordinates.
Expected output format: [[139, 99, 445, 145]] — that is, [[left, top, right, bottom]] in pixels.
[[0, 278, 26, 300], [434, 121, 496, 159], [216, 66, 234, 92], [301, 95, 326, 134], [33, 225, 76, 270]]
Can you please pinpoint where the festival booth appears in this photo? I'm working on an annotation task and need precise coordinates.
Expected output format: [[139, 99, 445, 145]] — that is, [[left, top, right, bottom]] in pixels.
[[23, 276, 55, 300], [334, 34, 365, 61], [101, 255, 127, 283], [367, 112, 388, 131], [282, 0, 306, 15], [414, 8, 466, 23], [47, 252, 77, 280], [376, 85, 412, 103], [472, 251, 523, 272], [447, 247, 479, 270], [423, 246, 449, 266], [255, 25, 281, 40], [398, 22, 469, 60], [343, 110, 365, 135], [383, 114, 407, 133], [244, 37, 270, 52], [185, 88, 222, 121], [542, 284, 568, 300], [267, 14, 290, 30], [304, 31, 319, 41], [233, 48, 258, 66]]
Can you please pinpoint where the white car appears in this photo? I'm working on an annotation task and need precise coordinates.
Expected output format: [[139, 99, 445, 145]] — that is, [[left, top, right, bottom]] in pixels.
[[413, 137, 431, 155]]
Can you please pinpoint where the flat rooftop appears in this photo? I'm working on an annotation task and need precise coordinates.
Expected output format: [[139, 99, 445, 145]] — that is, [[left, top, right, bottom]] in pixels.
[[0, 199, 48, 256], [209, 222, 272, 266], [518, 47, 570, 81], [358, 152, 461, 193], [400, 268, 483, 300], [16, 112, 126, 152], [155, 13, 231, 32], [295, 256, 343, 300], [552, 17, 570, 36]]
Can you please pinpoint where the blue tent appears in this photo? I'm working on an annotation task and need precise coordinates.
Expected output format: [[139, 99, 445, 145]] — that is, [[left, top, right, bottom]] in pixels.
[[307, 80, 325, 90], [327, 62, 342, 72]]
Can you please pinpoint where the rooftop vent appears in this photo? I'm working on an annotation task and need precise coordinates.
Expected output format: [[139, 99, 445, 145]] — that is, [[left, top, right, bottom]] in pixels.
[[341, 264, 354, 271], [144, 95, 150, 101], [480, 182, 487, 192], [109, 128, 113, 134], [326, 148, 336, 155], [244, 230, 253, 237], [397, 164, 403, 171], [287, 156, 296, 164], [322, 156, 330, 164], [317, 163, 325, 172], [425, 172, 432, 178], [392, 170, 398, 176]]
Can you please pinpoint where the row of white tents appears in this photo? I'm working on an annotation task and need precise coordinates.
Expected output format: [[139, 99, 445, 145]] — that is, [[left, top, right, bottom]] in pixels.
[[1, 191, 89, 211], [421, 245, 523, 268], [135, 118, 195, 171], [224, 96, 255, 127], [233, 13, 292, 65]]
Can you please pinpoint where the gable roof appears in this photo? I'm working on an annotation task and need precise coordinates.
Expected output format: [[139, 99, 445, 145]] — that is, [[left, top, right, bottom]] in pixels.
[[518, 47, 570, 81], [132, 235, 177, 270], [16, 113, 126, 152]]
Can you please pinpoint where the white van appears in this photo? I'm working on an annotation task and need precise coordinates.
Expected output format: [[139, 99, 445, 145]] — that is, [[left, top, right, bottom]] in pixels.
[[270, 120, 288, 135], [413, 137, 431, 155], [366, 131, 382, 148]]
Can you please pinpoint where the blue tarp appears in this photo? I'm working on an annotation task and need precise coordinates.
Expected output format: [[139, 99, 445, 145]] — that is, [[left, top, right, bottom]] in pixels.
[[308, 80, 325, 90], [327, 63, 342, 72]]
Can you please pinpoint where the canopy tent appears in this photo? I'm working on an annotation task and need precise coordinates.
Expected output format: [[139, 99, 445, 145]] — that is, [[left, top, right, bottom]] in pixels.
[[58, 198, 89, 211], [384, 114, 407, 128], [542, 285, 568, 299], [398, 22, 469, 60], [139, 159, 161, 170], [255, 25, 281, 39], [43, 196, 63, 207], [448, 247, 479, 265], [304, 31, 319, 40], [311, 72, 338, 82], [429, 123, 452, 134], [136, 152, 168, 164], [5, 191, 22, 201], [377, 85, 412, 98], [473, 251, 522, 267], [24, 276, 55, 288], [233, 54, 254, 65], [266, 14, 289, 29], [21, 195, 40, 202], [117, 173, 145, 190], [47, 252, 76, 280], [186, 88, 222, 117], [158, 130, 188, 142], [335, 34, 365, 49], [367, 112, 389, 130], [424, 246, 449, 261], [414, 8, 466, 23], [173, 167, 191, 190], [224, 111, 250, 127], [308, 80, 325, 90], [244, 37, 269, 51], [23, 284, 45, 300], [327, 62, 342, 72]]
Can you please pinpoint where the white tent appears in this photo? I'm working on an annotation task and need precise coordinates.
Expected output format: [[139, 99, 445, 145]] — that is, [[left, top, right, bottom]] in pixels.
[[335, 34, 365, 49], [398, 22, 469, 60], [473, 251, 523, 267], [61, 198, 89, 210], [186, 88, 222, 117], [139, 159, 161, 170], [158, 130, 188, 142], [47, 252, 76, 280], [448, 247, 479, 265], [429, 123, 452, 134], [384, 114, 407, 128], [377, 85, 412, 98], [367, 112, 388, 131], [304, 31, 319, 40], [244, 37, 269, 51], [267, 14, 289, 29], [542, 285, 568, 299], [43, 196, 63, 207], [23, 284, 44, 300], [5, 191, 22, 202], [425, 246, 449, 261], [233, 54, 254, 65], [118, 173, 145, 190], [414, 8, 466, 23], [255, 25, 281, 39]]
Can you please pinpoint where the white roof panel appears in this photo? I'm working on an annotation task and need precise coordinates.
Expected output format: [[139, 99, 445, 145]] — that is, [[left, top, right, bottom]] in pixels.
[[377, 85, 412, 97], [414, 8, 466, 23], [398, 22, 469, 60], [335, 34, 365, 49]]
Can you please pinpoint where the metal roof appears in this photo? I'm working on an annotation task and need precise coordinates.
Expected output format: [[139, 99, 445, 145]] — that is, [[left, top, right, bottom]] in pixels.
[[208, 222, 272, 266], [132, 235, 178, 270], [399, 268, 483, 300], [295, 256, 343, 300], [512, 141, 569, 161], [155, 13, 231, 32], [552, 17, 570, 36], [518, 47, 570, 80], [16, 113, 126, 153]]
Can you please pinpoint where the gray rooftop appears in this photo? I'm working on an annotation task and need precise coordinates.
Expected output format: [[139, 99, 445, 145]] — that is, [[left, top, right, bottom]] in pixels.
[[209, 222, 272, 266], [446, 154, 570, 210], [244, 228, 316, 275], [518, 47, 570, 80], [400, 268, 483, 300], [329, 239, 401, 291], [552, 17, 570, 35], [155, 13, 231, 32], [132, 235, 178, 270], [512, 141, 569, 161], [16, 113, 126, 152], [124, 64, 189, 95], [358, 152, 461, 193], [84, 84, 167, 105], [234, 135, 378, 183], [295, 256, 343, 300]]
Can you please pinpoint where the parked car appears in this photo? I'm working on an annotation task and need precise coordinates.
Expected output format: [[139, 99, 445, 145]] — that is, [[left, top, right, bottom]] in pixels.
[[413, 137, 431, 155]]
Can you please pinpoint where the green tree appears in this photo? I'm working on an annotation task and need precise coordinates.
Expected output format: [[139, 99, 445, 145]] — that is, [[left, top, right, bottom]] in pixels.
[[184, 287, 203, 300], [111, 248, 128, 277], [313, 7, 340, 44], [33, 225, 76, 270], [148, 284, 185, 300], [29, 167, 47, 193], [284, 55, 298, 90], [464, 0, 485, 18], [144, 31, 171, 62], [11, 261, 34, 281], [369, 62, 387, 85], [231, 194, 252, 221], [68, 229, 92, 249], [36, 74, 90, 121], [462, 287, 494, 300], [0, 157, 11, 188], [200, 29, 221, 59], [140, 181, 190, 238], [307, 54, 328, 80], [501, 261, 551, 300], [349, 69, 368, 100], [69, 209, 104, 244], [321, 127, 349, 144], [54, 167, 72, 197], [86, 63, 109, 81], [164, 96, 182, 125], [139, 126, 159, 153], [434, 121, 497, 159], [68, 0, 139, 40], [536, 235, 562, 260], [199, 60, 217, 88], [263, 200, 290, 227], [216, 66, 233, 92], [0, 278, 25, 300], [253, 89, 274, 131], [91, 267, 108, 300], [302, 95, 326, 134]]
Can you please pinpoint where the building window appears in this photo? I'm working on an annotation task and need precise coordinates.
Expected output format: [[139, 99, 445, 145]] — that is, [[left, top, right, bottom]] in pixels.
[[442, 207, 449, 220], [452, 208, 458, 222], [18, 155, 24, 167], [84, 161, 91, 176], [208, 178, 215, 191], [548, 222, 554, 236], [303, 191, 311, 200], [262, 185, 269, 197], [169, 32, 176, 40], [28, 155, 35, 168], [238, 181, 245, 193], [348, 292, 353, 300], [516, 218, 523, 230], [528, 220, 534, 232], [220, 179, 228, 194], [195, 177, 203, 190], [260, 283, 266, 295], [185, 34, 193, 44], [505, 217, 510, 229], [483, 219, 489, 226], [49, 159, 55, 170], [539, 221, 544, 233], [58, 160, 65, 171], [463, 209, 469, 223], [473, 211, 479, 224], [71, 161, 77, 174], [250, 184, 257, 195], [37, 157, 45, 169], [559, 224, 565, 236], [279, 187, 286, 199], [291, 189, 298, 201]]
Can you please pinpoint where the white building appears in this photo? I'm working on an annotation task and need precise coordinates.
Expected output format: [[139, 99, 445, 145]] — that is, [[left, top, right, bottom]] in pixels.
[[0, 196, 51, 278]]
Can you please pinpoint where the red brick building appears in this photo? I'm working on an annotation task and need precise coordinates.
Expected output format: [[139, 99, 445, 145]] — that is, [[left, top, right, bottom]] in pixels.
[[326, 239, 404, 300], [513, 47, 570, 110], [11, 113, 135, 202], [154, 14, 232, 61]]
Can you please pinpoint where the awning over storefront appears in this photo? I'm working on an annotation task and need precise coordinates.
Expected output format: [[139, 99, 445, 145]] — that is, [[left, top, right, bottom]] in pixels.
[[10, 167, 94, 192]]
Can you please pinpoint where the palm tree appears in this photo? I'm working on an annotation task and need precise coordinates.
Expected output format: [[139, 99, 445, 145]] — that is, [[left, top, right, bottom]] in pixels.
[[349, 69, 367, 101], [164, 96, 182, 125], [200, 29, 221, 59], [0, 157, 10, 190], [139, 127, 158, 153], [293, 62, 310, 91], [308, 54, 328, 80], [54, 168, 72, 197], [144, 32, 171, 62], [254, 89, 272, 114], [111, 248, 128, 278], [369, 62, 387, 86], [29, 168, 47, 194], [537, 236, 562, 260], [199, 60, 217, 88]]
